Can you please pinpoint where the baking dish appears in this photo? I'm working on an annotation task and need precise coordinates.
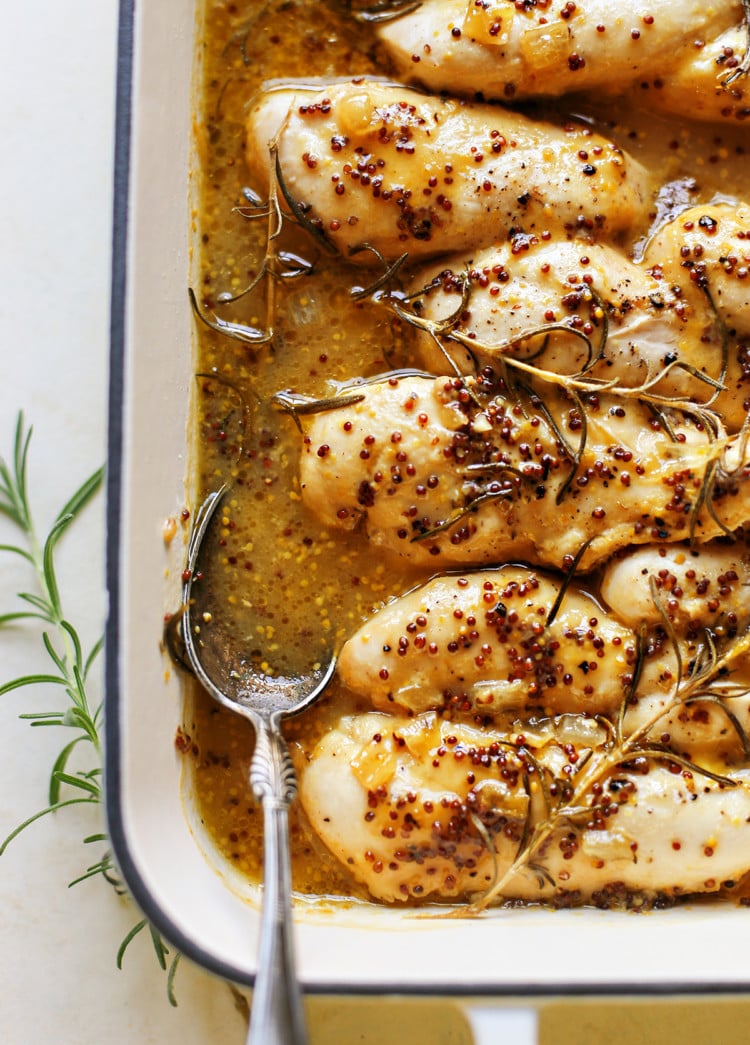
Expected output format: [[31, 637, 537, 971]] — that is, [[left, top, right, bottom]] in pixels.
[[105, 0, 750, 1038]]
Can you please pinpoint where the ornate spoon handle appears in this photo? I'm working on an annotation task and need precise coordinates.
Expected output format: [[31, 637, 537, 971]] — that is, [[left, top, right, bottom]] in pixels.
[[247, 714, 308, 1045]]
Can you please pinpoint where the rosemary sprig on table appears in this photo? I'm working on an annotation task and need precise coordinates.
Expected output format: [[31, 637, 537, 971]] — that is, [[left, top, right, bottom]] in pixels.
[[0, 412, 181, 1004]]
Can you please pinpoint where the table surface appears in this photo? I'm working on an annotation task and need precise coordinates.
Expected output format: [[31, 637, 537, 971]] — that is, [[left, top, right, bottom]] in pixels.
[[2, 4, 750, 1044]]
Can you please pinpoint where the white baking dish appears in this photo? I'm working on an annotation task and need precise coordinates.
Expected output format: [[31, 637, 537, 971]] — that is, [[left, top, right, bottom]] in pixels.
[[105, 1, 750, 1037]]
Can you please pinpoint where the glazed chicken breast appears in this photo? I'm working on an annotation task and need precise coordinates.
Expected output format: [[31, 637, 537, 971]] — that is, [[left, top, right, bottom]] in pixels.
[[297, 372, 750, 572], [644, 202, 750, 333], [339, 563, 635, 717], [298, 710, 750, 904], [245, 79, 651, 262], [337, 544, 750, 758], [398, 203, 750, 431], [632, 24, 750, 124], [372, 0, 745, 119]]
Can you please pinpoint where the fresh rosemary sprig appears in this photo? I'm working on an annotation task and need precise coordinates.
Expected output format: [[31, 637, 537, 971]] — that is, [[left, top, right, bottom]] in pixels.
[[373, 264, 728, 432], [189, 138, 324, 346], [0, 412, 181, 1005]]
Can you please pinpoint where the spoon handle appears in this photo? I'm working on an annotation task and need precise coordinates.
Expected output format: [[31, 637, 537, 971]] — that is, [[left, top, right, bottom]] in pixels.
[[247, 717, 308, 1045]]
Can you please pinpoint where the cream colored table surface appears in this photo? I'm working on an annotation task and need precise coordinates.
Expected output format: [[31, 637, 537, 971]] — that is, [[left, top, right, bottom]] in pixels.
[[3, 4, 750, 1044]]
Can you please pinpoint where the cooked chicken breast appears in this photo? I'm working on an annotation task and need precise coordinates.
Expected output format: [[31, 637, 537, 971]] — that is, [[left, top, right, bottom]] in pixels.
[[339, 564, 633, 717], [600, 542, 750, 632], [400, 209, 750, 430], [601, 542, 750, 759], [298, 373, 750, 572], [643, 202, 750, 342], [337, 545, 750, 755], [245, 79, 651, 262], [633, 25, 750, 124], [299, 711, 750, 904], [373, 0, 743, 116]]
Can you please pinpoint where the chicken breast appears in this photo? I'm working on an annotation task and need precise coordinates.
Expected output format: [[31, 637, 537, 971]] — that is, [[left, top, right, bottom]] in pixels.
[[373, 0, 743, 115], [299, 711, 750, 904], [600, 542, 750, 759], [337, 545, 750, 756], [298, 372, 750, 572], [399, 212, 750, 430], [643, 202, 750, 341], [632, 25, 750, 124], [339, 564, 633, 717], [245, 79, 651, 262], [600, 541, 750, 632]]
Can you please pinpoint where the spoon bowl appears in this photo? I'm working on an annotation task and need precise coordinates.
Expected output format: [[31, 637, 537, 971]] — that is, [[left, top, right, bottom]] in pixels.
[[181, 486, 336, 1045]]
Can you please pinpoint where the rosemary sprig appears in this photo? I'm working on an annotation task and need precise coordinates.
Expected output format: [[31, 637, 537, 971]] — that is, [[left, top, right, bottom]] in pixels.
[[362, 257, 728, 434], [0, 413, 181, 1005], [189, 137, 330, 347]]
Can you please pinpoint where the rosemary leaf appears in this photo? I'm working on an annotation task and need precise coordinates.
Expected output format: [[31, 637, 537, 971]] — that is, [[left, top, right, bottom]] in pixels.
[[149, 923, 171, 970], [0, 798, 97, 856], [0, 543, 35, 564], [83, 636, 104, 680], [55, 466, 106, 528], [68, 863, 111, 888], [0, 610, 45, 625], [116, 920, 148, 969], [53, 772, 101, 797], [17, 591, 55, 617], [0, 673, 68, 696], [41, 514, 70, 621], [49, 738, 86, 804], [166, 954, 182, 1008]]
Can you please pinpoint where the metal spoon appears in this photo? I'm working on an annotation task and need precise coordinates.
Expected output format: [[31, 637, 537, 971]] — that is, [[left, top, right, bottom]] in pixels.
[[180, 486, 336, 1045]]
